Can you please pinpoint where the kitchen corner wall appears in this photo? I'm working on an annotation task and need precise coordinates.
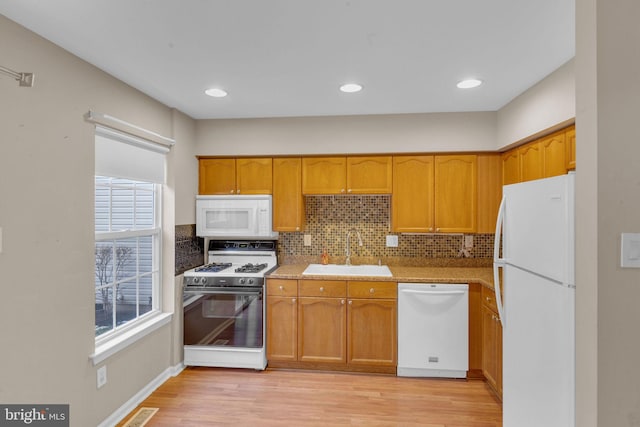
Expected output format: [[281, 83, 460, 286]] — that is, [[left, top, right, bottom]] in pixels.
[[278, 195, 494, 265]]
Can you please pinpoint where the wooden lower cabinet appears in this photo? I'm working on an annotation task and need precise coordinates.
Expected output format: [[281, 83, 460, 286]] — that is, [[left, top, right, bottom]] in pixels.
[[267, 278, 397, 373], [298, 297, 347, 363], [268, 278, 498, 381], [481, 286, 503, 399], [347, 299, 396, 366], [266, 279, 298, 362], [347, 281, 397, 367]]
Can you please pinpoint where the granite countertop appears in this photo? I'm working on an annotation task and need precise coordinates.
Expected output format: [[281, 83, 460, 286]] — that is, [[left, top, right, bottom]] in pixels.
[[268, 264, 495, 289]]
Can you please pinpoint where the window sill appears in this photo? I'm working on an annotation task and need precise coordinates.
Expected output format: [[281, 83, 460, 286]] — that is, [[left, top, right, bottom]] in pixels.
[[90, 312, 173, 366]]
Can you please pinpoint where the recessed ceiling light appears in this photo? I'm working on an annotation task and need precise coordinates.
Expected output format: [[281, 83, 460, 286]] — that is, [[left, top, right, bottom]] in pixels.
[[456, 79, 483, 89], [340, 83, 363, 93], [205, 88, 228, 98]]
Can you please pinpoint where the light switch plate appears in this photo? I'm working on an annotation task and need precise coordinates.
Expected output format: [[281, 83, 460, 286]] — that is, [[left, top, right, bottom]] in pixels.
[[621, 233, 640, 268], [386, 235, 399, 247], [303, 234, 312, 247]]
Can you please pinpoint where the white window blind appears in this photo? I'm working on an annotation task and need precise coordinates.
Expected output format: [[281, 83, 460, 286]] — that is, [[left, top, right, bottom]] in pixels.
[[95, 126, 167, 184]]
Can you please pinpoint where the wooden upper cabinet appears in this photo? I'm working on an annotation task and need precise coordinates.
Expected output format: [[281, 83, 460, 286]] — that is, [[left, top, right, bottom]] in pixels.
[[434, 155, 477, 233], [302, 157, 347, 194], [346, 156, 393, 194], [273, 157, 305, 232], [565, 125, 576, 170], [392, 155, 435, 233], [502, 150, 520, 185], [199, 157, 272, 194], [502, 124, 576, 185], [519, 142, 543, 182], [236, 158, 273, 194], [302, 156, 392, 195], [476, 154, 502, 233], [541, 131, 566, 178], [199, 158, 236, 194]]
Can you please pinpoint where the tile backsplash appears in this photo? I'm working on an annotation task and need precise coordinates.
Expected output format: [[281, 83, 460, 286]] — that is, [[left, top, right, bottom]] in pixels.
[[175, 195, 495, 272], [277, 195, 494, 265], [175, 224, 204, 275]]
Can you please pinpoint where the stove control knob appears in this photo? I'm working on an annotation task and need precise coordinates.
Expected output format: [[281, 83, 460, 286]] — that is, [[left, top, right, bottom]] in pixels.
[[239, 278, 246, 285], [248, 279, 254, 285], [193, 277, 200, 284], [201, 278, 207, 284]]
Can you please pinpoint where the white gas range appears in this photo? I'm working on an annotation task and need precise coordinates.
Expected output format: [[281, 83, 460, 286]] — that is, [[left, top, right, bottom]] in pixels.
[[182, 240, 278, 370]]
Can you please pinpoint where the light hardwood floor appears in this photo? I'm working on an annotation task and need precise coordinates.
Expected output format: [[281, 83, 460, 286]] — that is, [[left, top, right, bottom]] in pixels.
[[117, 368, 502, 426]]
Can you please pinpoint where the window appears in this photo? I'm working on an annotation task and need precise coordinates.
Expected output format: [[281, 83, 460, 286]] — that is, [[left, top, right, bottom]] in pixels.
[[93, 123, 170, 342], [94, 177, 160, 337]]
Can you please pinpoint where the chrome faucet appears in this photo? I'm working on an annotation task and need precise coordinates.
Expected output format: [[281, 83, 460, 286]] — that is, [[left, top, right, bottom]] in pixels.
[[345, 229, 363, 265]]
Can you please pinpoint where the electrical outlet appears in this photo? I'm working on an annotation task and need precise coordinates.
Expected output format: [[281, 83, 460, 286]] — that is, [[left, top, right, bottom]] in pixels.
[[386, 235, 399, 247], [97, 365, 107, 389], [464, 235, 473, 248], [303, 234, 312, 246]]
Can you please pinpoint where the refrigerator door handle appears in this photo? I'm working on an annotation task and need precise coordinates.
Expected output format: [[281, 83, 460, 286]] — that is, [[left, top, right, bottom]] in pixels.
[[493, 195, 506, 328]]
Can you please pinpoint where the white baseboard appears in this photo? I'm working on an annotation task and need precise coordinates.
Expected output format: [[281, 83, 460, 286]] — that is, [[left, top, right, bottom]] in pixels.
[[98, 362, 184, 427]]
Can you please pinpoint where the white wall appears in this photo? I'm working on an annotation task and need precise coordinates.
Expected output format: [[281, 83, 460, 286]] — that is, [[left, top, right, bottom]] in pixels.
[[576, 0, 640, 425], [196, 112, 498, 155], [0, 15, 194, 427], [497, 58, 575, 149], [172, 110, 198, 225], [195, 64, 575, 156]]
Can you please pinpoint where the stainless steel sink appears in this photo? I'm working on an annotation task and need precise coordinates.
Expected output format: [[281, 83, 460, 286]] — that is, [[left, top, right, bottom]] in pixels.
[[302, 263, 393, 277]]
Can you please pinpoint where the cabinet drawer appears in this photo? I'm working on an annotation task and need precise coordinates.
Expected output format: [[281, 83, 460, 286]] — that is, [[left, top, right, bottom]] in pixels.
[[267, 279, 298, 296], [348, 281, 397, 299], [299, 280, 347, 297], [482, 285, 499, 313]]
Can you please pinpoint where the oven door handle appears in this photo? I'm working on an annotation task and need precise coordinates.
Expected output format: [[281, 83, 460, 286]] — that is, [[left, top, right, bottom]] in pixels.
[[184, 289, 262, 296]]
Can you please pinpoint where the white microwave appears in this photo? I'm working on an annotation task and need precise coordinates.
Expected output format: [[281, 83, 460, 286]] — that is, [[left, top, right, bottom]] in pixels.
[[196, 195, 279, 239]]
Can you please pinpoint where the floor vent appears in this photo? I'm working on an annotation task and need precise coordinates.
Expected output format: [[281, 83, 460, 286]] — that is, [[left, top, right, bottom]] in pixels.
[[122, 407, 159, 427]]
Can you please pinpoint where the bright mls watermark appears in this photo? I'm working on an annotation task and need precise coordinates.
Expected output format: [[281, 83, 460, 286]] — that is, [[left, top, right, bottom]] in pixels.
[[0, 405, 69, 426]]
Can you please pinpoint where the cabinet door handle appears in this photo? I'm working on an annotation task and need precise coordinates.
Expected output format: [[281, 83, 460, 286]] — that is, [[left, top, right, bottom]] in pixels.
[[485, 296, 491, 302], [341, 189, 345, 193], [319, 286, 324, 292], [341, 299, 345, 305], [292, 298, 296, 303], [369, 288, 375, 294], [428, 227, 433, 232], [436, 228, 441, 232], [279, 285, 284, 291], [348, 300, 353, 305], [230, 190, 234, 194], [347, 189, 352, 193]]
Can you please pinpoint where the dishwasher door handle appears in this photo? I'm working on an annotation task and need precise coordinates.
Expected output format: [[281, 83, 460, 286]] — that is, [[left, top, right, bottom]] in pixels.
[[400, 289, 466, 296]]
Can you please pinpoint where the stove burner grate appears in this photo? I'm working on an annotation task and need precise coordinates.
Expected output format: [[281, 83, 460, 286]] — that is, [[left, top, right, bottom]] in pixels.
[[195, 262, 233, 273], [235, 263, 268, 273]]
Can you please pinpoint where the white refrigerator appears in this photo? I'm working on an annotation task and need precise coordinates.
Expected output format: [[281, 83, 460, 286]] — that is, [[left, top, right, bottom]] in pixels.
[[493, 173, 575, 427]]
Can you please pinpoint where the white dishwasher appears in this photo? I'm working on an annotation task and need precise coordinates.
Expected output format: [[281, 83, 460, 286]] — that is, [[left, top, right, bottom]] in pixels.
[[397, 283, 468, 378]]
